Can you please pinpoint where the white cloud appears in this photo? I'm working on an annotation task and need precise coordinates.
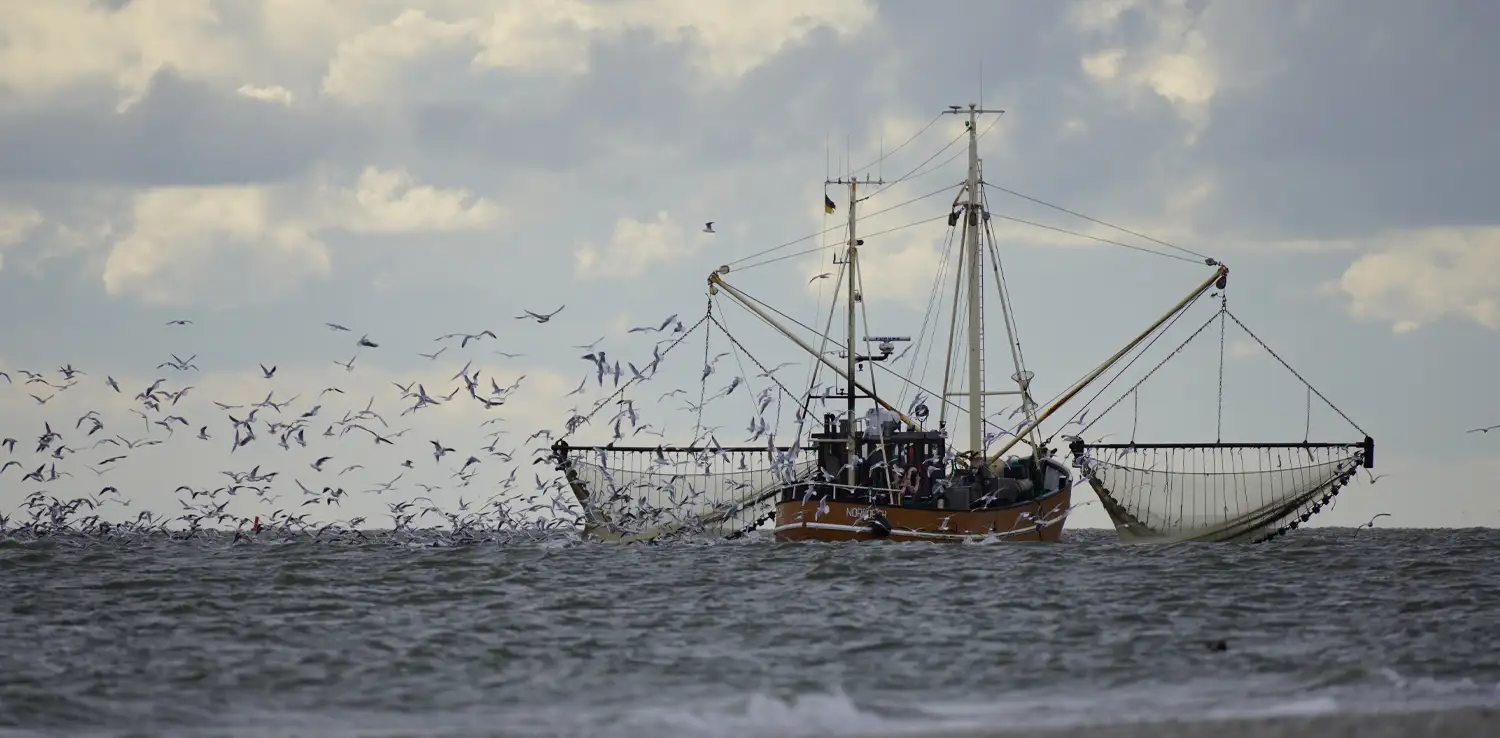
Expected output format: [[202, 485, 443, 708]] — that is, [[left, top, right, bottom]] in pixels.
[[574, 211, 695, 280], [317, 0, 877, 103], [1228, 338, 1261, 360], [0, 0, 244, 110], [236, 83, 295, 105], [100, 167, 502, 306], [320, 9, 481, 104], [1071, 1, 1220, 131], [324, 166, 503, 234], [2, 0, 876, 112], [101, 185, 331, 306], [1326, 227, 1500, 334], [1081, 48, 1125, 81], [0, 205, 44, 272]]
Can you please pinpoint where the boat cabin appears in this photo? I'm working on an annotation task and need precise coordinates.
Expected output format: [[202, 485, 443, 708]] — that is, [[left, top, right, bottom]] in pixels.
[[779, 410, 1071, 511]]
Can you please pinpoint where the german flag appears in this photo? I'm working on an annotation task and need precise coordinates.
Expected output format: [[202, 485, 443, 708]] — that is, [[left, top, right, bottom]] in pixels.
[[824, 194, 836, 214]]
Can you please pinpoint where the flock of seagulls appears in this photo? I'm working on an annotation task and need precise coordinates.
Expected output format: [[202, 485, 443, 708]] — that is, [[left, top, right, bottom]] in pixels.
[[0, 306, 829, 545], [2, 289, 1472, 543]]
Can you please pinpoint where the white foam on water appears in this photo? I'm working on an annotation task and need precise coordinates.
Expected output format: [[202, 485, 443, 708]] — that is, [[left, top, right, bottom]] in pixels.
[[64, 673, 1500, 738]]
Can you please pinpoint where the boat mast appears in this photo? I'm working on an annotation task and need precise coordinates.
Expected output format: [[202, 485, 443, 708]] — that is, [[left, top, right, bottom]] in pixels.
[[942, 103, 1004, 461], [826, 173, 882, 488]]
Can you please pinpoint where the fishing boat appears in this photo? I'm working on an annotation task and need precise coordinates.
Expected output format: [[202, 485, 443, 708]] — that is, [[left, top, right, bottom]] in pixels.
[[547, 102, 1374, 545]]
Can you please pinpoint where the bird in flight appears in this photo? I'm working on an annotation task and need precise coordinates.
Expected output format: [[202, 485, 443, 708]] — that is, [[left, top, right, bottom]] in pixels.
[[1466, 424, 1499, 434], [703, 221, 715, 233], [516, 306, 564, 323]]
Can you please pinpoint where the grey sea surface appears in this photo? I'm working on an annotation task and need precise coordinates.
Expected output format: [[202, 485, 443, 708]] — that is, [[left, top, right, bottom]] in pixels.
[[1, 528, 1497, 738]]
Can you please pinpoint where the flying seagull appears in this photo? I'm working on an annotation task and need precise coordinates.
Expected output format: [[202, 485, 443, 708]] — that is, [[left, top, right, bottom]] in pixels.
[[703, 221, 715, 233], [517, 306, 565, 323]]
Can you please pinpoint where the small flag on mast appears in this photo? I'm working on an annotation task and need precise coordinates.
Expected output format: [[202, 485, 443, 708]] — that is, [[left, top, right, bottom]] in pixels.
[[824, 194, 836, 214]]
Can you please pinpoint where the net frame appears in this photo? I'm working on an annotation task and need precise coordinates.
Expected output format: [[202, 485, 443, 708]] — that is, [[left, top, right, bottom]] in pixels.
[[1072, 439, 1372, 544], [551, 443, 817, 542]]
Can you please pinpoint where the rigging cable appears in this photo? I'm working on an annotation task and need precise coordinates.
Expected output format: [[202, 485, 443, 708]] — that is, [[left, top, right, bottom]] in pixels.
[[727, 115, 999, 271], [866, 112, 1003, 201], [735, 214, 950, 272], [848, 111, 946, 179], [983, 181, 1215, 263], [1068, 297, 1219, 441], [898, 221, 960, 413], [1223, 310, 1368, 438], [708, 298, 817, 424], [731, 187, 955, 271], [979, 185, 1035, 440], [717, 279, 1037, 449], [693, 296, 713, 441], [555, 311, 711, 445], [981, 208, 1202, 264]]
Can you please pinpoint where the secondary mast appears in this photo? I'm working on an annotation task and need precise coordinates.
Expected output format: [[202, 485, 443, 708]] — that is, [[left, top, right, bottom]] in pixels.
[[826, 173, 883, 488]]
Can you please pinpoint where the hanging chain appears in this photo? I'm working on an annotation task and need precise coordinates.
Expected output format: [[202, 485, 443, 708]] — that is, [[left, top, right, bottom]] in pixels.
[[1304, 385, 1312, 443], [707, 312, 817, 422], [1130, 389, 1139, 444], [554, 311, 711, 445], [1222, 310, 1368, 437], [1216, 294, 1227, 442], [693, 296, 713, 441]]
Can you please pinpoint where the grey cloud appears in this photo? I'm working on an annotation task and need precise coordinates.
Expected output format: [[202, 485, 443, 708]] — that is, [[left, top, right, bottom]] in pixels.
[[0, 70, 371, 187], [1188, 1, 1500, 240]]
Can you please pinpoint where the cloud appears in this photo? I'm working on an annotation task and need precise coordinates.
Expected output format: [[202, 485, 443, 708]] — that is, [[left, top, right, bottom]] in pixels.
[[1069, 0, 1219, 131], [0, 70, 362, 187], [323, 166, 503, 234], [1228, 338, 1261, 360], [320, 9, 482, 104], [574, 211, 696, 280], [1325, 227, 1500, 334], [100, 166, 502, 306], [1081, 48, 1125, 81], [0, 205, 44, 271], [101, 185, 331, 306], [0, 0, 246, 111], [236, 83, 294, 105]]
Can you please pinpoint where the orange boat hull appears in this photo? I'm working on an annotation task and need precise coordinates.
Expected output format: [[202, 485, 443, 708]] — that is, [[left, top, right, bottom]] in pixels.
[[772, 487, 1071, 542]]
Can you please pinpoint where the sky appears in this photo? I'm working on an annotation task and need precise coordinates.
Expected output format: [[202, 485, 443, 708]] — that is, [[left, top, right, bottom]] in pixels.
[[1, 0, 1497, 533]]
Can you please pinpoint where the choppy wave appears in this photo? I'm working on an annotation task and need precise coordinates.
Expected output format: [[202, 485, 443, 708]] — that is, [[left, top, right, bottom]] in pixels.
[[2, 528, 1498, 737]]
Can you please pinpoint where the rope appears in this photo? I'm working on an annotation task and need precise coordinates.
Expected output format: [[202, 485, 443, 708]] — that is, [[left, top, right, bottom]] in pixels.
[[707, 309, 816, 423], [710, 299, 764, 422], [733, 211, 950, 271], [984, 182, 1215, 263], [864, 127, 969, 200], [1223, 310, 1369, 438], [898, 221, 960, 412], [848, 111, 945, 179], [1074, 306, 1221, 440], [1044, 288, 1212, 443], [717, 280, 1037, 448], [727, 115, 995, 271], [984, 211, 1201, 264]]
